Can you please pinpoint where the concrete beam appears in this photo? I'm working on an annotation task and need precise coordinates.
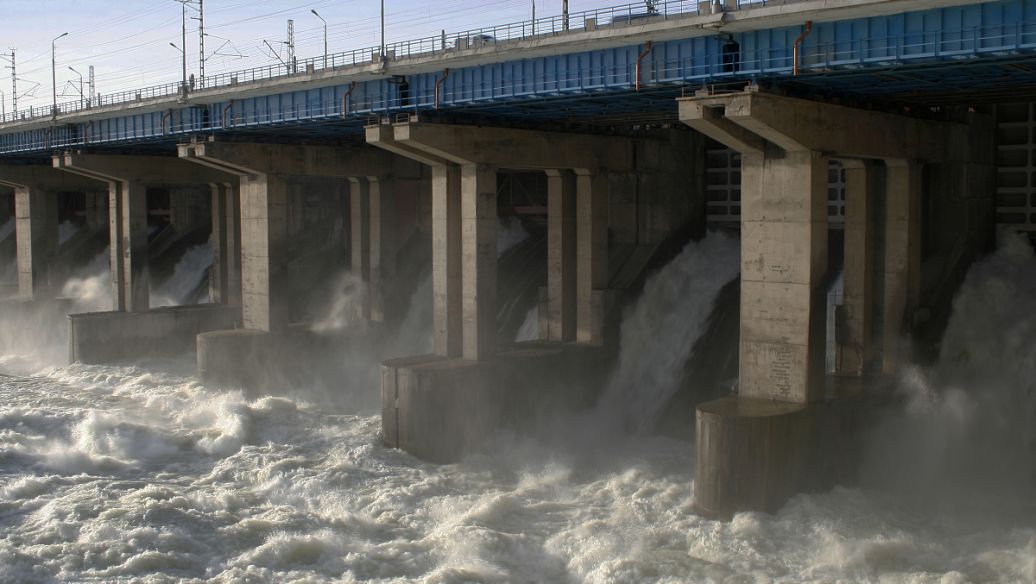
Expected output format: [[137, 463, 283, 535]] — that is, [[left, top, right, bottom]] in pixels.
[[882, 159, 922, 373], [392, 121, 634, 171], [54, 152, 229, 185], [739, 150, 829, 404], [365, 123, 452, 167], [679, 103, 765, 155], [546, 170, 576, 342], [0, 165, 106, 300], [0, 164, 106, 192], [461, 163, 497, 360], [367, 122, 463, 357], [178, 140, 410, 179], [678, 91, 974, 163], [210, 182, 241, 306], [839, 160, 876, 376]]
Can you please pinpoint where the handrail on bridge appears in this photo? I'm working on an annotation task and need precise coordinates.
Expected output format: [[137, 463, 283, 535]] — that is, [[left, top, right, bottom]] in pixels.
[[0, 0, 750, 125]]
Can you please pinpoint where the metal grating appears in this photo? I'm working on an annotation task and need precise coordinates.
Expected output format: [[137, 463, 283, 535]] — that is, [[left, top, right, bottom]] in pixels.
[[994, 102, 1036, 232], [705, 146, 845, 227]]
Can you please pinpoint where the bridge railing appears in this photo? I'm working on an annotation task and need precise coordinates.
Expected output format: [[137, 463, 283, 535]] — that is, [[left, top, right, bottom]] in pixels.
[[3, 5, 1035, 129], [0, 0, 726, 125]]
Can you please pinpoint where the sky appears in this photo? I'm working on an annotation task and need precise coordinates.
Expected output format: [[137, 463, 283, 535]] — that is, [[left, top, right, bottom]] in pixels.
[[1, 0, 633, 114]]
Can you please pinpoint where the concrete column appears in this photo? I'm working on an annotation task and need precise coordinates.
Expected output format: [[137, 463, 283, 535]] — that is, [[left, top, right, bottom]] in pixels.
[[349, 178, 371, 281], [109, 180, 149, 312], [546, 170, 576, 341], [369, 177, 396, 322], [348, 177, 371, 321], [740, 150, 828, 404], [882, 160, 922, 373], [240, 174, 290, 332], [210, 182, 241, 306], [575, 170, 608, 345], [460, 163, 497, 361], [15, 186, 58, 299], [432, 164, 462, 357], [838, 160, 876, 376]]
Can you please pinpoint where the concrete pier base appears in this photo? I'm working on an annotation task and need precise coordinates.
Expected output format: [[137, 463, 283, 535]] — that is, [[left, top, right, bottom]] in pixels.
[[196, 323, 389, 392], [381, 343, 611, 463], [694, 394, 870, 520], [68, 305, 240, 363]]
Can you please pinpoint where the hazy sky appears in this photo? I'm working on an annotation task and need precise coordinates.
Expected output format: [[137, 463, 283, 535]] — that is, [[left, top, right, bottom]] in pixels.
[[2, 0, 626, 113]]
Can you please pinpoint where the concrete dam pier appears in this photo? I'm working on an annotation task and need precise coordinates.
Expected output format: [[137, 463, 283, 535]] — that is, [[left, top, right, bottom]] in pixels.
[[0, 0, 1030, 522]]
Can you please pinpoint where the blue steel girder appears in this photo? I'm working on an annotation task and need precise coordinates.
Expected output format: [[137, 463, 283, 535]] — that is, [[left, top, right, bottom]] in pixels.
[[4, 0, 1036, 155]]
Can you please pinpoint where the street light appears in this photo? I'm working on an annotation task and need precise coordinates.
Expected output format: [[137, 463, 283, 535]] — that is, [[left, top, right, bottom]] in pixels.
[[51, 31, 68, 118], [68, 66, 84, 107], [311, 9, 327, 69], [170, 42, 187, 96], [531, 0, 536, 35]]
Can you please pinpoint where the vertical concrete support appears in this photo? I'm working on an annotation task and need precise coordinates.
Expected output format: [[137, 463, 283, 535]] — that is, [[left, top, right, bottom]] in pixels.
[[432, 164, 462, 357], [460, 163, 497, 361], [739, 150, 828, 404], [349, 177, 371, 320], [210, 182, 241, 306], [368, 177, 396, 322], [349, 178, 371, 279], [882, 160, 922, 373], [545, 170, 576, 342], [15, 187, 58, 299], [839, 160, 876, 376], [110, 180, 149, 312], [240, 175, 290, 332], [575, 170, 608, 346]]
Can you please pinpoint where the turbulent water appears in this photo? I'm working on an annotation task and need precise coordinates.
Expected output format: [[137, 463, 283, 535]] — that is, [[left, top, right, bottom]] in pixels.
[[597, 232, 741, 431], [152, 240, 214, 308], [0, 234, 1035, 582]]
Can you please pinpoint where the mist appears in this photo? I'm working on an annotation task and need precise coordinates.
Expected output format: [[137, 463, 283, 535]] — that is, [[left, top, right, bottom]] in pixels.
[[862, 230, 1036, 513]]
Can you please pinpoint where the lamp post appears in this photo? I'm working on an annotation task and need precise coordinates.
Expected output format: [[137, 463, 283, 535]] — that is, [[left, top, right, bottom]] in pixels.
[[170, 42, 187, 96], [51, 31, 68, 118], [380, 0, 385, 62], [311, 9, 327, 69], [68, 66, 84, 108], [531, 0, 536, 35]]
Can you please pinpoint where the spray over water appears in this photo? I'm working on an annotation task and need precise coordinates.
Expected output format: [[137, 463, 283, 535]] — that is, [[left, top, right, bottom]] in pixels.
[[61, 249, 112, 313], [151, 239, 214, 308], [596, 231, 740, 432], [863, 231, 1036, 510]]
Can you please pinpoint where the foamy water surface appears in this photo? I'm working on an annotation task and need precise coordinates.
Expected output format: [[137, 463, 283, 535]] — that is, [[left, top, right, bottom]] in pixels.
[[1, 233, 1035, 582], [0, 356, 1031, 583]]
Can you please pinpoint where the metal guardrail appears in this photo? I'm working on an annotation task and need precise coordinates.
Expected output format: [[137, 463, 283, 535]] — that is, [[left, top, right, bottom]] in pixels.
[[0, 0, 744, 124], [2, 4, 1034, 133]]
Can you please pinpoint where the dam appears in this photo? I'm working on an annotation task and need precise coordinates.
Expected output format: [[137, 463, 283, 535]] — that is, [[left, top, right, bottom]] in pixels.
[[0, 0, 1034, 580]]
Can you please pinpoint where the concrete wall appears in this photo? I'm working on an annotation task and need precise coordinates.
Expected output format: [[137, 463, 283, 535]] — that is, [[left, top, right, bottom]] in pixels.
[[68, 304, 240, 363]]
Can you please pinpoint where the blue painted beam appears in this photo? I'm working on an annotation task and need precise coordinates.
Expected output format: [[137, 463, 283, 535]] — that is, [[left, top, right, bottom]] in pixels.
[[3, 0, 1036, 155]]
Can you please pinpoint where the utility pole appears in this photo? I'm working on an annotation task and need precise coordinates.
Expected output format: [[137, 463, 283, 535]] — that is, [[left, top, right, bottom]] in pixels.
[[88, 65, 95, 105], [380, 0, 386, 61], [1, 50, 16, 114], [51, 32, 68, 119], [197, 0, 205, 84], [287, 19, 296, 73], [180, 0, 188, 93], [563, 0, 569, 30], [531, 0, 536, 35]]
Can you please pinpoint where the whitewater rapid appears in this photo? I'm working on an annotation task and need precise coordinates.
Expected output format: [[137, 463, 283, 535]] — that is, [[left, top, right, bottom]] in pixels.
[[0, 233, 1034, 582], [0, 359, 1032, 583]]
